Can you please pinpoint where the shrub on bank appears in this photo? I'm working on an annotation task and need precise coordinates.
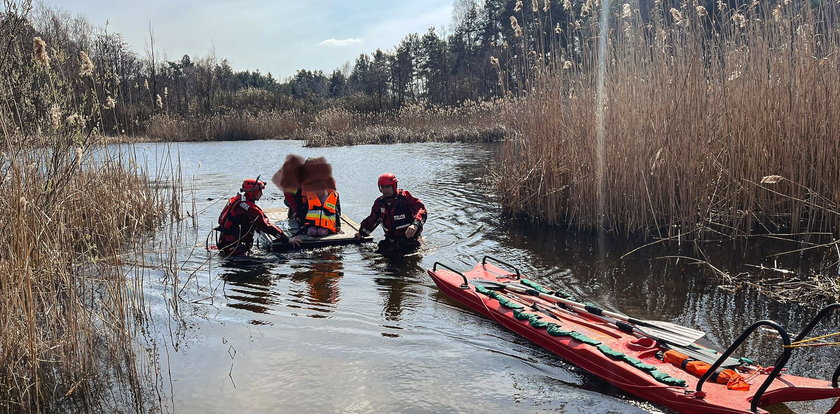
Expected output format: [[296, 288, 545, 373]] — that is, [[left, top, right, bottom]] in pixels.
[[303, 101, 508, 147]]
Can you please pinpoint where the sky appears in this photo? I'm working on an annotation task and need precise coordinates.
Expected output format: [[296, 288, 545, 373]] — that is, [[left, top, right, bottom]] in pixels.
[[50, 0, 455, 80]]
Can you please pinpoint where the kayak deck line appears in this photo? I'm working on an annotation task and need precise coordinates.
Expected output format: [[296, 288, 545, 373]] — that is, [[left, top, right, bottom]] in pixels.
[[427, 257, 840, 414], [259, 207, 373, 251]]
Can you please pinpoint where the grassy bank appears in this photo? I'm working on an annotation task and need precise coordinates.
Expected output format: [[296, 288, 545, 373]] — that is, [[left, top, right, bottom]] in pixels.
[[497, 2, 840, 241], [136, 102, 508, 146]]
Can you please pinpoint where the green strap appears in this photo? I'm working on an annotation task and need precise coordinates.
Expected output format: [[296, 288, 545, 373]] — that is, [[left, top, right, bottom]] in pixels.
[[477, 286, 524, 309], [650, 370, 687, 387], [475, 281, 686, 387], [597, 343, 625, 359], [475, 285, 493, 295], [521, 279, 554, 294], [520, 278, 577, 300], [513, 309, 534, 321], [547, 325, 573, 337]]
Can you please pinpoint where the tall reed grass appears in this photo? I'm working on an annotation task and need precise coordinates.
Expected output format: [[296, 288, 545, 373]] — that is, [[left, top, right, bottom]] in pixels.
[[497, 1, 840, 241], [0, 139, 172, 412], [1, 16, 175, 411]]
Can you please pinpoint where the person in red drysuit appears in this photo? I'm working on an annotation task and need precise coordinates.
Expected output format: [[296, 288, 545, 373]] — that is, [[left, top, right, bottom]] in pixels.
[[217, 177, 300, 256], [355, 173, 427, 255]]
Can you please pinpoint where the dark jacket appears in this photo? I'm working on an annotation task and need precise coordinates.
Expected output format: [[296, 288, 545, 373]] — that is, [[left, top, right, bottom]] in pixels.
[[359, 189, 427, 239]]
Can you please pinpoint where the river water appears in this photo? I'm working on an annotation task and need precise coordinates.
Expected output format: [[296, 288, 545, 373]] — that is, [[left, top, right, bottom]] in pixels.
[[129, 140, 839, 413]]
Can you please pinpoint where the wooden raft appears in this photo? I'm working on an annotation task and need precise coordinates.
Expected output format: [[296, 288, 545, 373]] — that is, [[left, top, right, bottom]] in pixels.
[[258, 207, 373, 251]]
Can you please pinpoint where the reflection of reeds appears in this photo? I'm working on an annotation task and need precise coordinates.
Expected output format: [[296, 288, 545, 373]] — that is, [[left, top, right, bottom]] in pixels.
[[497, 2, 840, 242], [1, 28, 174, 411]]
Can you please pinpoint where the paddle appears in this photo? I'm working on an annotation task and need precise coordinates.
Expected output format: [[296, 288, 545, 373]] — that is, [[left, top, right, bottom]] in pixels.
[[502, 289, 703, 347], [503, 290, 741, 365], [473, 279, 706, 347]]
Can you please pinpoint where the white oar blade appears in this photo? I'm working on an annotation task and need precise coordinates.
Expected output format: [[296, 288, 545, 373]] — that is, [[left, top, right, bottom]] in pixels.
[[637, 319, 706, 339], [636, 324, 705, 347]]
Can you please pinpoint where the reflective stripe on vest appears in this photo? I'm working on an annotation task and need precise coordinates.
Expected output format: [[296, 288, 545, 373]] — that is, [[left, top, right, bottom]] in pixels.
[[304, 191, 338, 232]]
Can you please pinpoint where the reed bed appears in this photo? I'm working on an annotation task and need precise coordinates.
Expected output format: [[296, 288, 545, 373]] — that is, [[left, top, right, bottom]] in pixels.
[[496, 1, 840, 242], [0, 138, 171, 412], [1, 16, 175, 410], [145, 110, 309, 142], [303, 102, 507, 147]]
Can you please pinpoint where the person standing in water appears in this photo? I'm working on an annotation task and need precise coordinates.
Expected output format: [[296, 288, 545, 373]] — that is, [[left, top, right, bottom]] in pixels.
[[355, 173, 427, 254], [217, 177, 300, 256]]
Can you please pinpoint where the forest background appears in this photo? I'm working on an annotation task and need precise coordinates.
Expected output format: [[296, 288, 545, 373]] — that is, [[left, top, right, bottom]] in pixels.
[[4, 0, 840, 289]]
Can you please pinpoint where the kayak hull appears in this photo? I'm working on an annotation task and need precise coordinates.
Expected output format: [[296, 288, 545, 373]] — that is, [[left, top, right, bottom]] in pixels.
[[428, 262, 840, 414]]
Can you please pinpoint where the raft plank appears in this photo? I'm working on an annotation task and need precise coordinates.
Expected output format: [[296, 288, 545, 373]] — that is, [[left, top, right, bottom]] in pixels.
[[259, 207, 372, 251]]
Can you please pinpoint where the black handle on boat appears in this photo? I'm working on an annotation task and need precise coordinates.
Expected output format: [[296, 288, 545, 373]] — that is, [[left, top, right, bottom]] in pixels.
[[793, 303, 840, 342], [788, 303, 840, 387], [481, 256, 521, 279], [695, 320, 791, 413], [432, 262, 469, 289], [833, 365, 840, 390]]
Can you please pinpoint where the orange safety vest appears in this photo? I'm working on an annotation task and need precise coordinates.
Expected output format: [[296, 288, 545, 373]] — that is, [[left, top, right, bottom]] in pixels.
[[303, 190, 338, 233]]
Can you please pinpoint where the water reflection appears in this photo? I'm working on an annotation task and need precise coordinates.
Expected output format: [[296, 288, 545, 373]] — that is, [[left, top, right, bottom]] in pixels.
[[220, 260, 277, 319], [288, 251, 344, 315], [368, 252, 424, 323], [139, 141, 840, 413]]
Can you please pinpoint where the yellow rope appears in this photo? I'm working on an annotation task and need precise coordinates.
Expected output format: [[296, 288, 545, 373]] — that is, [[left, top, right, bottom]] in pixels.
[[783, 331, 840, 348]]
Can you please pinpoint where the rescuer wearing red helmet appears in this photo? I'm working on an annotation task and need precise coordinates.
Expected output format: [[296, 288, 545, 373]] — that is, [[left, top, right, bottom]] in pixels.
[[355, 173, 427, 254], [217, 177, 301, 256]]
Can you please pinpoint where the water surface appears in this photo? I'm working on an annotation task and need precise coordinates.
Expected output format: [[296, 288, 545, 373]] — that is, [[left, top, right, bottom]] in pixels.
[[131, 140, 839, 413]]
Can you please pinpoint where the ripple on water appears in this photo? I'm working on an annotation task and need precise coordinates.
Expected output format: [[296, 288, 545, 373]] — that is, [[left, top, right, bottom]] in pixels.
[[136, 141, 835, 413]]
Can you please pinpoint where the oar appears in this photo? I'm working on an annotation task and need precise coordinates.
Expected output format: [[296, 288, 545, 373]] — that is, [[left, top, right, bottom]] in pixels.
[[504, 290, 742, 366], [473, 279, 706, 347], [501, 292, 624, 338], [503, 289, 702, 347]]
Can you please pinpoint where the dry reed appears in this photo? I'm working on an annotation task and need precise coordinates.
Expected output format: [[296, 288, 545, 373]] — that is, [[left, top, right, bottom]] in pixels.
[[303, 102, 507, 147], [496, 1, 840, 241], [0, 140, 170, 412], [1, 20, 174, 411], [144, 110, 309, 142]]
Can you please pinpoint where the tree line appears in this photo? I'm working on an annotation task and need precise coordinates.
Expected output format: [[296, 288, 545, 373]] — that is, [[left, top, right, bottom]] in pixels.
[[1, 0, 812, 138]]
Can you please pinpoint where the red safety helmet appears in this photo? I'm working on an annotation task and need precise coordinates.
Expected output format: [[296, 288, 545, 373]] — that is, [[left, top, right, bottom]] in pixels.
[[241, 177, 266, 200], [377, 173, 398, 190]]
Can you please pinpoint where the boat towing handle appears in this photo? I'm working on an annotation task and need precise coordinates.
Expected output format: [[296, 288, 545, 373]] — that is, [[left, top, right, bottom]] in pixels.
[[695, 320, 791, 413], [432, 262, 469, 289], [481, 256, 521, 279], [789, 303, 840, 388]]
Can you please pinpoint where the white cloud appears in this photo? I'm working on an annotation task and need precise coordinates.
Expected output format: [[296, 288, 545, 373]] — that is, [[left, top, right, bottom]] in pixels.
[[318, 38, 364, 47]]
